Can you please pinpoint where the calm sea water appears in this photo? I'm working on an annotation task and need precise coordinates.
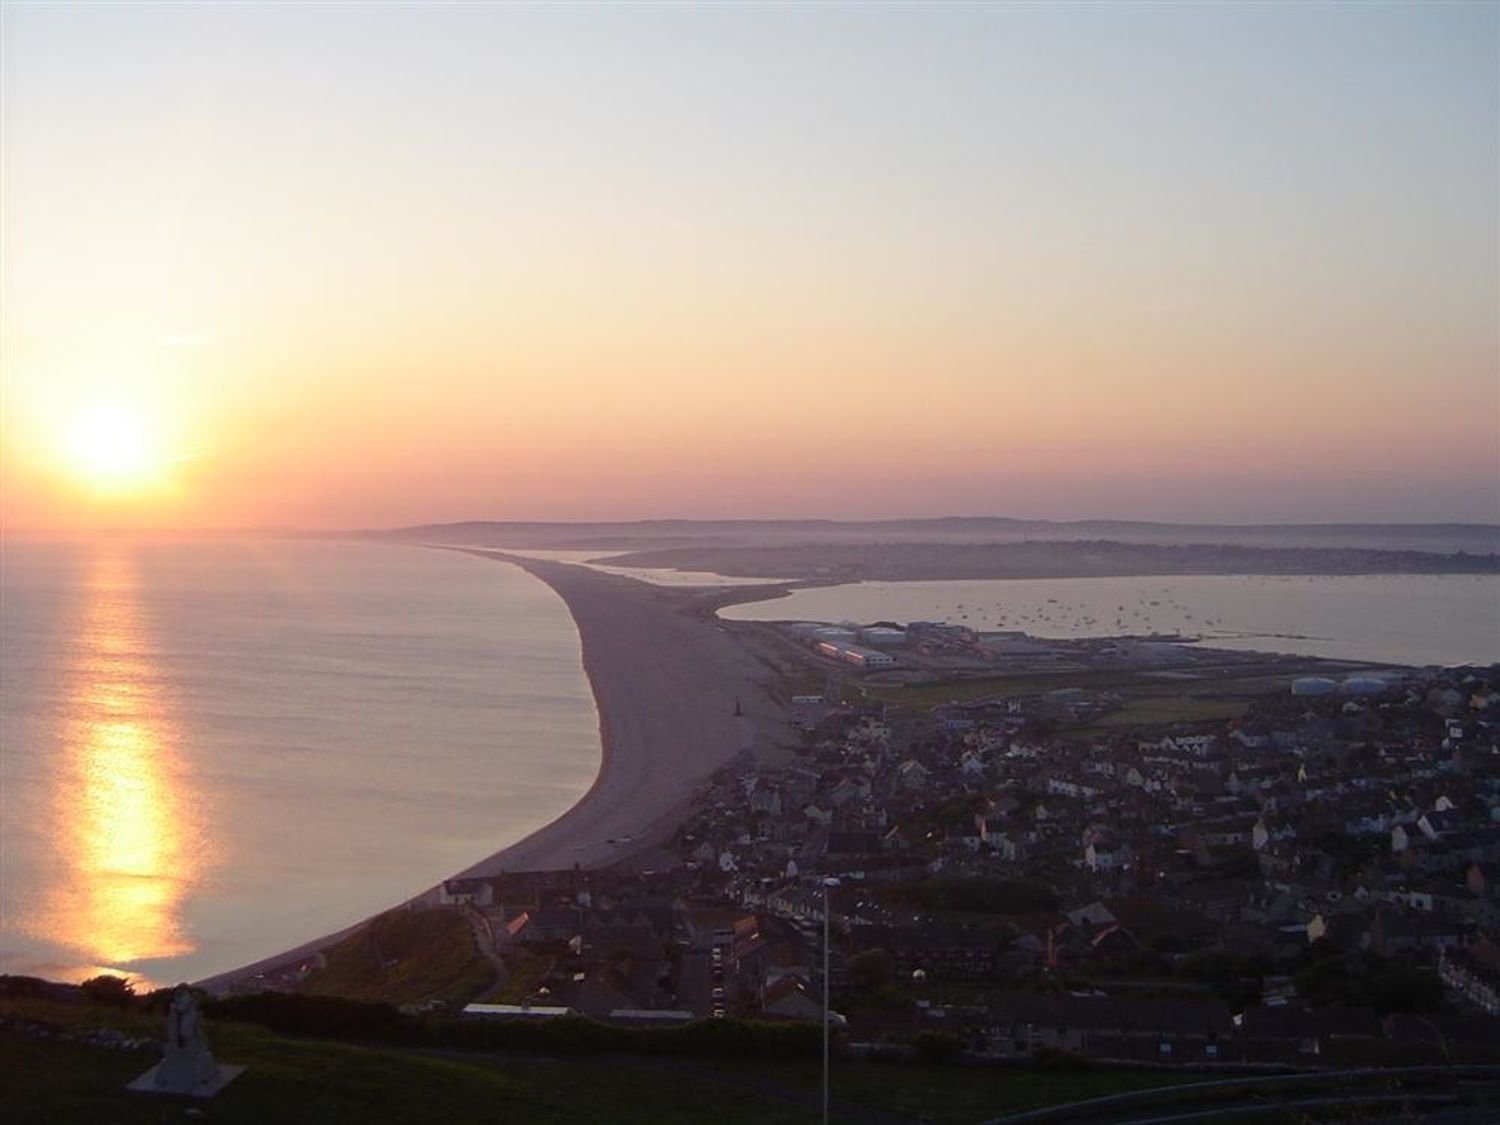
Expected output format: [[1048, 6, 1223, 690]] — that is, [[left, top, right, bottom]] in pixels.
[[721, 574, 1500, 667], [0, 539, 599, 986]]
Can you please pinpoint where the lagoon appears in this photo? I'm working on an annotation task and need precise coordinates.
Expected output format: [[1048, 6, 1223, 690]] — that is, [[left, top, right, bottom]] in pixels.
[[720, 573, 1500, 667]]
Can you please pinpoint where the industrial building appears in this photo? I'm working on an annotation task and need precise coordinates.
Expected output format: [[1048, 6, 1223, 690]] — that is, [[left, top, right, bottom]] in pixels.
[[814, 640, 897, 668], [858, 625, 907, 647]]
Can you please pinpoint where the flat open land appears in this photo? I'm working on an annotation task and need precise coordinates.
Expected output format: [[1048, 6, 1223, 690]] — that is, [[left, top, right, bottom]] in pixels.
[[864, 663, 1323, 708], [859, 661, 1350, 737], [0, 993, 1207, 1125]]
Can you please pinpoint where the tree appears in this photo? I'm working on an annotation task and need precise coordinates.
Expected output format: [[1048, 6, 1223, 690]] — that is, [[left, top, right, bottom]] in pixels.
[[80, 974, 136, 1008], [847, 949, 895, 992]]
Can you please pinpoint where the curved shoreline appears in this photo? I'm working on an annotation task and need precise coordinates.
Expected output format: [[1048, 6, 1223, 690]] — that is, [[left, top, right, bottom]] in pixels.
[[450, 551, 790, 874], [197, 552, 792, 991]]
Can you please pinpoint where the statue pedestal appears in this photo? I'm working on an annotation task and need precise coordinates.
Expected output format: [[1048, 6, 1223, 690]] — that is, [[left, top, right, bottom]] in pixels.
[[125, 983, 243, 1099], [127, 1062, 244, 1099]]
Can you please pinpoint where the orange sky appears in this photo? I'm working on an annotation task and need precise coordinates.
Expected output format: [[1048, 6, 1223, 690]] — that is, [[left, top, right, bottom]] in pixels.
[[3, 4, 1496, 530]]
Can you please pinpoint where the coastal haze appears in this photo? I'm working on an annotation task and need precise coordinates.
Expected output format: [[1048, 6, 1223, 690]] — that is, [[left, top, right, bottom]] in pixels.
[[2, 3, 1500, 1115], [378, 519, 1500, 557]]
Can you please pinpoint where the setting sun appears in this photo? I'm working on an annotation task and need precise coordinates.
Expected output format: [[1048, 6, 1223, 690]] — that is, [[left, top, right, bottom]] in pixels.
[[63, 403, 158, 490]]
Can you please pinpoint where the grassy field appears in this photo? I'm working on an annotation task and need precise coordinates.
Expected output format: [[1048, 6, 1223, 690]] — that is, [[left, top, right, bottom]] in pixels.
[[861, 664, 1278, 735], [298, 907, 496, 1009], [1067, 695, 1249, 733], [1, 1018, 827, 1125], [1, 993, 1206, 1125], [862, 669, 1142, 707], [747, 1060, 1206, 1124], [480, 949, 553, 1004]]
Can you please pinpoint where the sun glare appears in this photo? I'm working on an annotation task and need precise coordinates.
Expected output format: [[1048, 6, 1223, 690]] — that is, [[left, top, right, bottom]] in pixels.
[[64, 403, 158, 489]]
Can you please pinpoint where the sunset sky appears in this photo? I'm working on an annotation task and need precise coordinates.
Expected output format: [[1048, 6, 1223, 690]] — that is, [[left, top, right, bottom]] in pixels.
[[3, 3, 1496, 530]]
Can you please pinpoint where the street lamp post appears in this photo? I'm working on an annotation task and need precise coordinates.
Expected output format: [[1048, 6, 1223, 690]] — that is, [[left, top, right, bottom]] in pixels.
[[822, 876, 840, 1125]]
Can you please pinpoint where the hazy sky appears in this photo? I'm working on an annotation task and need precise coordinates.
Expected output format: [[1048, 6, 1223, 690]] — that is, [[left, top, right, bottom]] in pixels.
[[3, 2, 1496, 529]]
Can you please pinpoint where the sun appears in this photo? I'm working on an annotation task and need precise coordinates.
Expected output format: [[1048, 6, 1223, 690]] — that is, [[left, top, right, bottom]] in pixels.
[[63, 403, 160, 489]]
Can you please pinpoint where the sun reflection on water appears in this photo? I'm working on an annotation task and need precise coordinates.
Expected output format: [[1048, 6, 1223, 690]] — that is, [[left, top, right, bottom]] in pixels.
[[34, 548, 209, 981]]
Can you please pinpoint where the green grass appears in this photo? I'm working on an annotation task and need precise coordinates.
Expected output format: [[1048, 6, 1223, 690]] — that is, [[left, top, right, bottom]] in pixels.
[[863, 665, 1261, 736], [0, 1006, 809, 1125], [737, 1060, 1207, 1124], [299, 907, 496, 1009], [3, 1009, 527, 1125], [482, 949, 553, 1003], [1067, 695, 1248, 734], [0, 993, 1212, 1124], [863, 670, 1129, 708], [863, 667, 1203, 708]]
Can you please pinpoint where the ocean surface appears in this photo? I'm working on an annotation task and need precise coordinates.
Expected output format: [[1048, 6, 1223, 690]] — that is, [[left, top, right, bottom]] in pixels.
[[0, 538, 600, 987], [720, 574, 1500, 667]]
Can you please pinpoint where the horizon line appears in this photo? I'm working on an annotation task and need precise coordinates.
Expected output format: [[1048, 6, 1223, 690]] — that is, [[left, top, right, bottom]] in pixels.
[[5, 514, 1500, 540]]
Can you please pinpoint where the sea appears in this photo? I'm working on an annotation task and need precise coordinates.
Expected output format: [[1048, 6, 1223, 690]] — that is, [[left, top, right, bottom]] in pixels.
[[719, 574, 1500, 668], [0, 538, 600, 987]]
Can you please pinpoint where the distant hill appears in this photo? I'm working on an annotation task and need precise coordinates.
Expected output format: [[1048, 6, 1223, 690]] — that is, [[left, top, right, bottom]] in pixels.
[[594, 539, 1500, 582], [362, 518, 1500, 556]]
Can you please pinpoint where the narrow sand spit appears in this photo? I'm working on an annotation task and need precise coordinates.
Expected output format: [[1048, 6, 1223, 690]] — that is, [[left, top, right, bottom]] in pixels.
[[456, 552, 789, 874]]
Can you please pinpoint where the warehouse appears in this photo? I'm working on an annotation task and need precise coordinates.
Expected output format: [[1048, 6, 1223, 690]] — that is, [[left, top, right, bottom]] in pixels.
[[815, 641, 896, 668]]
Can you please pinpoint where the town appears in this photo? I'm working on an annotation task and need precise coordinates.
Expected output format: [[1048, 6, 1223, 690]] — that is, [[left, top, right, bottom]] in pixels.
[[311, 620, 1500, 1070]]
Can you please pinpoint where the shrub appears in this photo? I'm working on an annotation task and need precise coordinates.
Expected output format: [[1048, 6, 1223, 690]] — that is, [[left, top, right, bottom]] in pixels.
[[847, 949, 896, 992], [1032, 1046, 1093, 1072], [206, 991, 409, 1042], [910, 1030, 965, 1064], [79, 975, 137, 1009]]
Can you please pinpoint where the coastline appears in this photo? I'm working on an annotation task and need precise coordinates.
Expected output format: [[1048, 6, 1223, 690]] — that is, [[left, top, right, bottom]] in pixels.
[[191, 550, 1492, 994], [448, 552, 793, 875], [197, 552, 795, 991]]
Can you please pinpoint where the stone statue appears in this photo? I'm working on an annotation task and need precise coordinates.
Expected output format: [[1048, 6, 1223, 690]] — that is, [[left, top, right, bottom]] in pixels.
[[154, 985, 219, 1092], [127, 982, 243, 1098]]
